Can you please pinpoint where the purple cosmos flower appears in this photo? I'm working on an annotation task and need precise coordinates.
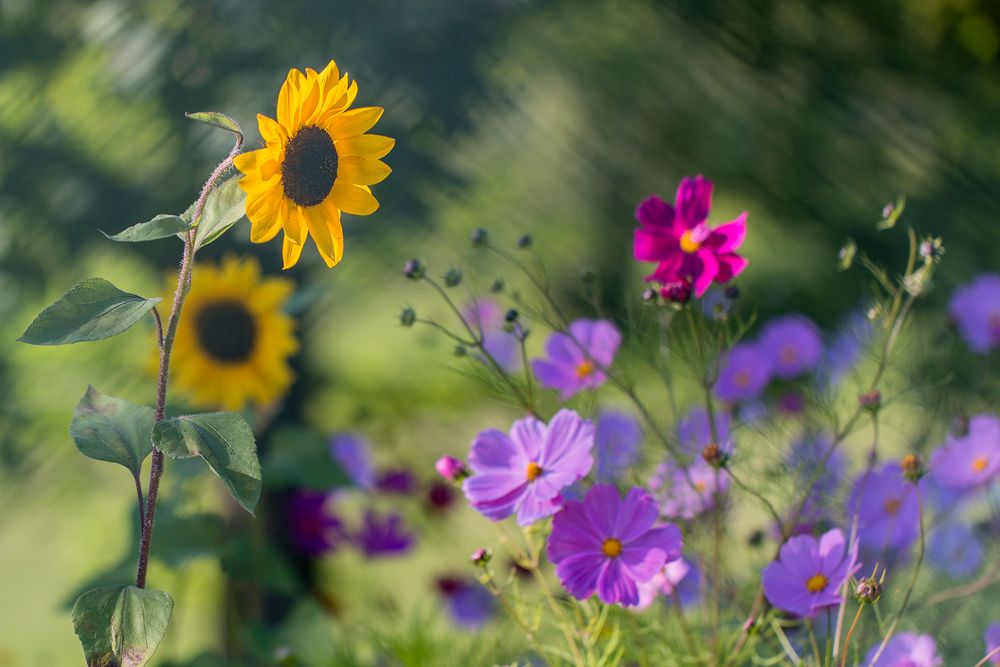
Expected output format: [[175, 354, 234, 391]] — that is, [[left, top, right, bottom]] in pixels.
[[286, 491, 346, 556], [547, 485, 683, 606], [462, 409, 594, 526], [848, 463, 921, 556], [330, 433, 375, 490], [634, 558, 701, 610], [930, 414, 1000, 489], [376, 469, 417, 494], [714, 343, 772, 402], [759, 315, 823, 379], [985, 622, 1000, 666], [594, 411, 643, 483], [863, 632, 943, 667], [651, 459, 729, 520], [463, 298, 521, 373], [761, 527, 858, 617], [927, 522, 983, 578], [436, 577, 496, 629], [633, 175, 748, 297], [356, 510, 414, 557], [677, 406, 733, 455], [532, 319, 621, 399], [950, 273, 1000, 353]]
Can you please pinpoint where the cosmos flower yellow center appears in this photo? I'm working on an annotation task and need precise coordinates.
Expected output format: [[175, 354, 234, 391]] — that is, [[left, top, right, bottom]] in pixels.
[[734, 369, 751, 388], [680, 229, 701, 254], [526, 462, 543, 481], [602, 538, 623, 558], [281, 125, 339, 208], [195, 301, 257, 363], [693, 481, 707, 492], [805, 573, 829, 593], [576, 360, 595, 379], [972, 456, 988, 473], [883, 498, 901, 515]]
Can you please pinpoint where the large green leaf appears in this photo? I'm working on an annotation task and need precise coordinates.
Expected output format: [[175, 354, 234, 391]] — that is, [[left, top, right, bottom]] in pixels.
[[153, 412, 261, 514], [71, 585, 173, 667], [102, 214, 194, 243], [18, 278, 160, 345], [70, 386, 155, 477], [180, 174, 246, 251]]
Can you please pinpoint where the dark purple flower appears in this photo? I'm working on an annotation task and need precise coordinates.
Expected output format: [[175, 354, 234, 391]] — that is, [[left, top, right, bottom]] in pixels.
[[950, 273, 1000, 353], [651, 459, 730, 520], [759, 315, 823, 379], [287, 491, 346, 556], [986, 622, 1000, 666], [594, 411, 643, 483], [427, 481, 457, 511], [930, 414, 1000, 490], [635, 558, 701, 610], [848, 463, 920, 555], [927, 523, 983, 578], [633, 176, 748, 297], [532, 319, 622, 399], [435, 455, 468, 482], [863, 632, 942, 667], [714, 343, 771, 402], [437, 579, 496, 629], [762, 527, 858, 617], [677, 406, 733, 455], [330, 433, 375, 490], [547, 485, 683, 607], [376, 469, 417, 494], [463, 298, 521, 373], [356, 510, 414, 557], [462, 409, 594, 526]]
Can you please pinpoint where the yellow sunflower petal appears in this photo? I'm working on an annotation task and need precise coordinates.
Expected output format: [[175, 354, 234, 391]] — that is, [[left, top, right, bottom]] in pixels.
[[234, 147, 269, 175], [246, 191, 282, 243], [302, 203, 344, 268], [282, 235, 304, 269], [329, 181, 379, 215], [281, 200, 307, 245], [325, 106, 384, 140], [277, 68, 305, 129], [337, 156, 392, 186], [257, 114, 287, 145], [335, 134, 395, 159], [296, 77, 322, 127]]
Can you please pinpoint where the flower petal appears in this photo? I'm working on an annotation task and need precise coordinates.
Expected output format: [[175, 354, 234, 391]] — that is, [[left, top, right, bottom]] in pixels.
[[674, 175, 713, 227], [326, 106, 384, 140], [635, 195, 676, 229], [329, 182, 379, 215], [337, 156, 392, 186], [336, 134, 395, 159], [282, 235, 304, 270], [302, 202, 343, 268], [703, 213, 747, 253]]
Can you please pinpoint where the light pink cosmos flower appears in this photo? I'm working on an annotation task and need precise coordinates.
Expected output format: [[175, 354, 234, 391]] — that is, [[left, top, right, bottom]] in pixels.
[[633, 175, 748, 297]]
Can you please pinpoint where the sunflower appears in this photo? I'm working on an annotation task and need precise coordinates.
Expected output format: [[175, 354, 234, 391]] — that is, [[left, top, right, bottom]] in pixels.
[[166, 256, 299, 411], [234, 60, 394, 269]]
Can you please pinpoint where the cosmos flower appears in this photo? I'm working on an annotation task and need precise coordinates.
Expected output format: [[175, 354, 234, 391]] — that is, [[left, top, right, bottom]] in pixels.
[[862, 632, 943, 667], [164, 255, 298, 410], [930, 414, 1000, 490], [651, 459, 730, 520], [634, 558, 701, 610], [436, 577, 496, 629], [714, 343, 772, 403], [761, 527, 858, 617], [594, 411, 643, 483], [462, 409, 594, 526], [759, 315, 823, 379], [677, 406, 733, 455], [463, 298, 521, 373], [848, 463, 921, 556], [547, 485, 683, 606], [355, 510, 414, 557], [633, 175, 748, 297], [531, 319, 622, 400], [235, 60, 393, 268], [375, 469, 417, 495], [286, 490, 346, 556], [329, 433, 375, 490], [949, 273, 1000, 354], [927, 523, 983, 578], [985, 622, 1000, 666]]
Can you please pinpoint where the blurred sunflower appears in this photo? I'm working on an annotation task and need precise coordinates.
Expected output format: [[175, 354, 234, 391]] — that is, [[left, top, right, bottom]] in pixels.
[[166, 256, 298, 411], [234, 60, 394, 269]]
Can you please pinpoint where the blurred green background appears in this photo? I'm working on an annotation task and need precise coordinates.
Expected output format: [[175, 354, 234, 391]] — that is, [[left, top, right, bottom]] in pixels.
[[2, 0, 1000, 664]]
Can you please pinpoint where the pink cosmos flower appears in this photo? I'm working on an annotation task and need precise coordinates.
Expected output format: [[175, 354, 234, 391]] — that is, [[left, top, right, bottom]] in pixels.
[[531, 319, 622, 400], [633, 175, 748, 297]]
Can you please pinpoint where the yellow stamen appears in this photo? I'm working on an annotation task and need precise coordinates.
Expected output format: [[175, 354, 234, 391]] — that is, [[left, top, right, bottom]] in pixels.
[[693, 481, 707, 492], [602, 538, 623, 558], [972, 456, 988, 473], [680, 229, 701, 254], [805, 574, 828, 593], [526, 462, 543, 481], [576, 360, 595, 379], [883, 498, 901, 516]]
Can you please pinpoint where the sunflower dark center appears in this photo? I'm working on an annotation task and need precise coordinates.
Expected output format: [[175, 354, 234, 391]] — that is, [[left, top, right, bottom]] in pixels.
[[195, 301, 257, 363], [282, 125, 338, 207]]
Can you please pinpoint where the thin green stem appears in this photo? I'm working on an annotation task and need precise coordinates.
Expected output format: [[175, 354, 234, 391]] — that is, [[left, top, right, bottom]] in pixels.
[[839, 603, 865, 667]]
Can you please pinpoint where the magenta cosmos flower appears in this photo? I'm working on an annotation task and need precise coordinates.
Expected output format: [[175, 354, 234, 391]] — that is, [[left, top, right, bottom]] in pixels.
[[762, 527, 858, 617], [633, 175, 748, 297], [547, 484, 682, 606], [462, 409, 594, 526], [950, 273, 1000, 354], [930, 414, 1000, 490], [863, 632, 943, 667], [532, 319, 621, 400]]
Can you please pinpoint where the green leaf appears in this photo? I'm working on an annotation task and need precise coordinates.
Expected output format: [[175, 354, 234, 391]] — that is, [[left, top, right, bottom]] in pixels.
[[153, 412, 261, 514], [102, 214, 195, 243], [184, 111, 243, 142], [70, 386, 155, 477], [18, 278, 160, 345], [71, 585, 173, 667], [180, 174, 246, 251], [264, 427, 350, 490]]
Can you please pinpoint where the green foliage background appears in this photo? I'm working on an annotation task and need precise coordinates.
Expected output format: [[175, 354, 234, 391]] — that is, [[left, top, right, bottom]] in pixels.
[[2, 0, 1000, 664]]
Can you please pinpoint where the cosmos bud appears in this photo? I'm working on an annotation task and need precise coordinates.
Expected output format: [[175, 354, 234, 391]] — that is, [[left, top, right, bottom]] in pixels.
[[660, 280, 692, 305], [400, 307, 417, 327], [435, 455, 469, 483], [702, 443, 727, 469], [516, 234, 533, 249], [490, 278, 505, 293], [470, 548, 492, 566], [854, 577, 883, 603], [443, 267, 464, 287], [858, 390, 881, 413], [900, 454, 926, 483], [403, 259, 425, 280], [470, 228, 489, 247]]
